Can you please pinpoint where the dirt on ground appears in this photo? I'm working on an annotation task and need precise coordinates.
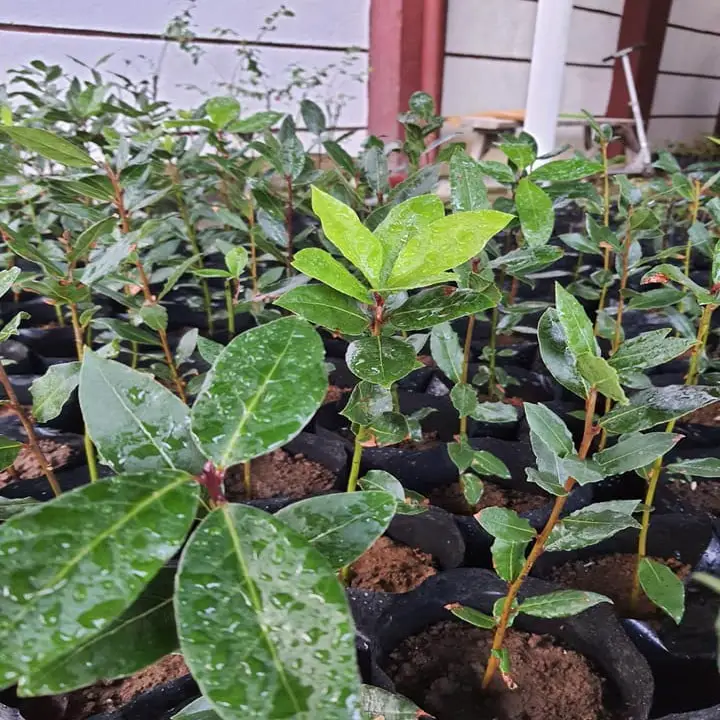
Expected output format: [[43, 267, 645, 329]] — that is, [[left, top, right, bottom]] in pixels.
[[681, 401, 720, 426], [429, 480, 547, 516], [386, 621, 607, 720], [667, 478, 720, 515], [0, 439, 72, 488], [349, 536, 437, 593]]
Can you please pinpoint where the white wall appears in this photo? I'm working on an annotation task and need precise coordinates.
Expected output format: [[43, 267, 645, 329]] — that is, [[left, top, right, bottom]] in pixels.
[[0, 0, 369, 148]]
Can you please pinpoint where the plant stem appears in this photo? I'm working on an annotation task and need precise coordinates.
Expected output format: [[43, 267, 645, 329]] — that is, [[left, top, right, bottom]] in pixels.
[[0, 363, 61, 497], [630, 302, 715, 608], [69, 303, 99, 483], [594, 140, 612, 336], [247, 200, 258, 297], [482, 387, 598, 688], [488, 306, 500, 402], [131, 341, 138, 369], [684, 179, 702, 278], [225, 281, 235, 337], [460, 315, 476, 436], [347, 432, 364, 493], [285, 175, 294, 276], [243, 461, 252, 499], [54, 303, 65, 327]]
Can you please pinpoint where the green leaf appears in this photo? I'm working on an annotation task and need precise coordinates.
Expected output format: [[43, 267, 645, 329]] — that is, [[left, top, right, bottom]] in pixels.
[[576, 354, 628, 403], [594, 433, 680, 476], [492, 538, 527, 582], [524, 403, 574, 457], [225, 247, 248, 278], [609, 329, 695, 372], [627, 287, 686, 310], [430, 322, 463, 384], [476, 159, 515, 185], [529, 158, 602, 182], [461, 473, 484, 505], [173, 695, 219, 719], [477, 507, 536, 543], [642, 264, 714, 305], [139, 303, 168, 332], [311, 186, 383, 286], [639, 558, 685, 624], [519, 590, 610, 618], [92, 318, 161, 346], [0, 436, 22, 471], [600, 386, 720, 435], [80, 350, 203, 473], [1, 126, 94, 167], [563, 456, 604, 485], [340, 381, 392, 425], [499, 133, 536, 169], [558, 232, 602, 256], [346, 336, 419, 388], [21, 569, 177, 696], [491, 246, 563, 277], [448, 437, 474, 473], [470, 402, 518, 424], [30, 362, 80, 423], [667, 458, 720, 478], [277, 491, 396, 569], [537, 308, 588, 399], [363, 145, 389, 196], [515, 178, 554, 247], [0, 267, 21, 298], [471, 450, 511, 479], [0, 471, 198, 690], [671, 173, 694, 201], [358, 470, 404, 504], [450, 151, 489, 211], [228, 110, 283, 133], [291, 248, 371, 303], [69, 217, 116, 264], [366, 412, 409, 446], [555, 283, 599, 358], [81, 236, 133, 286], [545, 506, 641, 551], [451, 383, 478, 418], [385, 209, 512, 289], [176, 329, 199, 365], [275, 285, 370, 335], [359, 685, 429, 720], [323, 140, 356, 175], [175, 504, 360, 719], [0, 312, 28, 343], [447, 605, 495, 629], [192, 318, 326, 466], [526, 467, 567, 496], [206, 96, 240, 129], [0, 497, 37, 521], [197, 337, 224, 365], [1, 225, 65, 278]]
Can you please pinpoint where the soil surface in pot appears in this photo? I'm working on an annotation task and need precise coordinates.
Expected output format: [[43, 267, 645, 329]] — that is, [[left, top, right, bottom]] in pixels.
[[16, 654, 189, 720], [348, 536, 436, 593], [224, 448, 335, 501], [396, 431, 441, 452], [324, 384, 351, 404], [681, 401, 720, 426], [667, 478, 720, 515], [0, 439, 73, 488], [428, 480, 547, 516], [386, 621, 608, 720], [548, 553, 690, 618]]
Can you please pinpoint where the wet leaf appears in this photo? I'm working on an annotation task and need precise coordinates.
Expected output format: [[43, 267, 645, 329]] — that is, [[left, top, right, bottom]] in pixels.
[[93, 318, 162, 346], [389, 286, 500, 331], [609, 329, 695, 372], [1, 126, 94, 167], [276, 491, 396, 569], [80, 350, 203, 473], [450, 151, 489, 211], [555, 283, 599, 358], [525, 467, 567, 496], [477, 507, 536, 543], [291, 248, 371, 303], [311, 186, 383, 286], [545, 506, 640, 552], [0, 312, 28, 342], [206, 96, 240, 129], [524, 403, 574, 457], [492, 538, 527, 582], [175, 504, 360, 719], [600, 386, 720, 435], [471, 451, 511, 479], [627, 287, 686, 310], [491, 246, 563, 277], [642, 264, 714, 305], [30, 362, 80, 423], [594, 433, 680, 475], [192, 317, 327, 467], [448, 437, 473, 472], [0, 436, 22, 471], [499, 133, 536, 169], [430, 322, 463, 384], [68, 217, 116, 263], [519, 590, 610, 618], [340, 381, 393, 425], [562, 456, 604, 485], [360, 685, 431, 719], [451, 383, 478, 418], [0, 471, 198, 690], [0, 497, 37, 521], [358, 470, 404, 503], [477, 159, 515, 185], [173, 695, 218, 718], [366, 412, 409, 446], [667, 458, 720, 478], [197, 337, 224, 365], [461, 473, 483, 505], [363, 145, 389, 196], [447, 605, 495, 629], [515, 179, 553, 247], [0, 267, 21, 298], [346, 336, 419, 388], [470, 402, 517, 424], [81, 236, 133, 286], [576, 354, 627, 403], [21, 569, 178, 696], [275, 285, 370, 335], [537, 308, 588, 399], [639, 558, 685, 624], [529, 158, 602, 183]]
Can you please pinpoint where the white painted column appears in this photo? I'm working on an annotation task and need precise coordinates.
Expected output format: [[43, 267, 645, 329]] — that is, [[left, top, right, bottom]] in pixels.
[[523, 0, 574, 157]]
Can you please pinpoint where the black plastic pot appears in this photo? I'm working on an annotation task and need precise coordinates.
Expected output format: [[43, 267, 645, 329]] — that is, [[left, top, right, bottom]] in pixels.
[[656, 707, 720, 720], [326, 356, 437, 394], [0, 297, 60, 326], [350, 567, 654, 720], [18, 327, 77, 360], [0, 340, 40, 376]]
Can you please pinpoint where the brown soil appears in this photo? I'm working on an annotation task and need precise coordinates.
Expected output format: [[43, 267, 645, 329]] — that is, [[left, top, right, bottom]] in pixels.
[[224, 449, 336, 501], [387, 621, 607, 720], [681, 401, 720, 426], [16, 654, 189, 720], [396, 430, 441, 451], [418, 355, 435, 367], [349, 536, 436, 593], [667, 478, 720, 515], [548, 553, 691, 618], [0, 439, 72, 488], [429, 480, 547, 516], [324, 384, 351, 404]]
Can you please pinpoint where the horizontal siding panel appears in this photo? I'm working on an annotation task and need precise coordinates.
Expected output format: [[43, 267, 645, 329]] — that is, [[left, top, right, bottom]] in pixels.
[[2, 0, 370, 48], [574, 0, 623, 14], [567, 8, 620, 65], [0, 33, 368, 127], [660, 27, 720, 75], [561, 66, 613, 115], [668, 0, 720, 33], [652, 74, 720, 117], [648, 117, 716, 146]]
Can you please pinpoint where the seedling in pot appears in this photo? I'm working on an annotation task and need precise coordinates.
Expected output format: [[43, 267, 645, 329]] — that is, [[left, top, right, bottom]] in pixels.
[[449, 283, 692, 690]]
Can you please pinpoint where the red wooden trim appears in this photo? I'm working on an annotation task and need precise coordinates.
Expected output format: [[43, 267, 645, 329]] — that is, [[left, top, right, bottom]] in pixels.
[[367, 0, 447, 143], [605, 0, 673, 155]]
